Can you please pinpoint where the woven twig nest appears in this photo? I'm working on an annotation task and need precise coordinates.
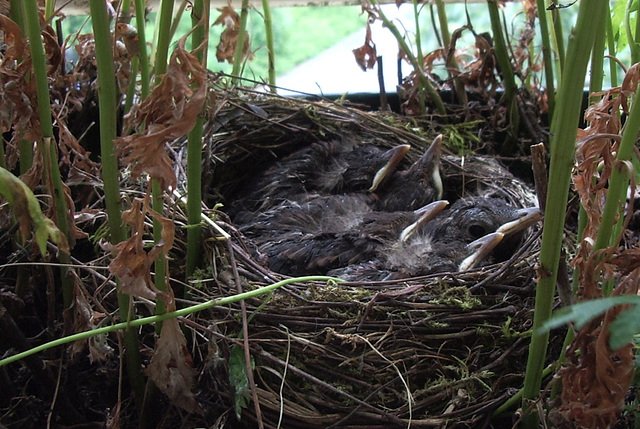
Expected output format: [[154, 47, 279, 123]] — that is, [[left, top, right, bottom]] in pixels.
[[172, 83, 541, 427]]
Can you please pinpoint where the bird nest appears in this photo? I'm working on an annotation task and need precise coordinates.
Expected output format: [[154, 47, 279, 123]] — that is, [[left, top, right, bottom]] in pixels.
[[171, 83, 542, 427]]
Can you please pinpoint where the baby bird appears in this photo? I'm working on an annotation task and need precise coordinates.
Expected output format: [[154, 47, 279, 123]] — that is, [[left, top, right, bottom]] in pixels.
[[241, 197, 448, 276], [374, 134, 443, 211], [328, 197, 541, 281], [231, 139, 411, 214]]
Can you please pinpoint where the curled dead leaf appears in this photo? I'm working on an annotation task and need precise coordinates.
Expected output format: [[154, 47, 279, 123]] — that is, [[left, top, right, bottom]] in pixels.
[[213, 6, 252, 64], [146, 315, 202, 414], [107, 197, 174, 302], [116, 35, 206, 191], [352, 22, 377, 72]]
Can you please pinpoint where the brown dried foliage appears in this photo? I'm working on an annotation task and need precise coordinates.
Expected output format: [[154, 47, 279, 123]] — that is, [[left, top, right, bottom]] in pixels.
[[116, 35, 207, 191], [352, 21, 377, 71], [107, 195, 174, 302], [553, 63, 640, 428], [213, 5, 252, 64], [146, 295, 201, 414], [0, 13, 40, 166]]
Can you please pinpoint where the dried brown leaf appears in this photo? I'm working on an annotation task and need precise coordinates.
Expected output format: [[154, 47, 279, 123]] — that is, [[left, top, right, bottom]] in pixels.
[[352, 22, 377, 71], [0, 14, 25, 61], [146, 313, 202, 414], [116, 23, 139, 57], [556, 269, 638, 428], [213, 6, 252, 64], [107, 197, 174, 301], [116, 36, 206, 191]]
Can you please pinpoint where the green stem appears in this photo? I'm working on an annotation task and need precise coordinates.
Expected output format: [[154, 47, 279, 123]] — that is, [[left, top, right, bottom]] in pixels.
[[134, 0, 151, 99], [231, 0, 251, 80], [413, 0, 425, 118], [88, 0, 144, 402], [154, 0, 175, 78], [23, 0, 73, 308], [44, 0, 55, 20], [151, 181, 167, 324], [536, 0, 555, 117], [550, 2, 565, 73], [149, 0, 175, 321], [520, 0, 606, 426], [589, 1, 607, 100], [435, 0, 466, 106], [626, 0, 639, 63], [262, 0, 276, 91], [606, 4, 618, 88], [487, 0, 519, 141], [123, 57, 139, 115], [0, 276, 341, 367], [372, 0, 446, 116], [593, 96, 640, 289], [185, 0, 209, 286]]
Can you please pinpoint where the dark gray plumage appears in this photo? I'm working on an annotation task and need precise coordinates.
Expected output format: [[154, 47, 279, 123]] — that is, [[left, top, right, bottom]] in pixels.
[[230, 140, 411, 215], [241, 196, 448, 276], [328, 197, 541, 281]]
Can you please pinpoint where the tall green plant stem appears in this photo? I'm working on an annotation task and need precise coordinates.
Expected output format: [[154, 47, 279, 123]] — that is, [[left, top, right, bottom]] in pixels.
[[592, 98, 640, 293], [635, 0, 640, 64], [589, 2, 607, 99], [88, 0, 145, 402], [486, 0, 519, 144], [262, 0, 276, 92], [412, 0, 425, 113], [626, 0, 639, 63], [151, 0, 176, 319], [10, 0, 32, 174], [9, 0, 32, 299], [22, 0, 73, 308], [606, 6, 618, 88], [185, 0, 209, 285], [231, 0, 251, 81], [521, 0, 606, 426], [434, 0, 467, 106], [535, 0, 555, 117], [549, 2, 565, 74], [154, 0, 174, 77], [134, 0, 151, 99], [371, 0, 446, 116]]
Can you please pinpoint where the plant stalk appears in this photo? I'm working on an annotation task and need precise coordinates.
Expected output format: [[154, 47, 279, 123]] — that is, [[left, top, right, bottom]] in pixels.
[[520, 0, 607, 426], [185, 0, 209, 286], [487, 0, 519, 147], [262, 0, 276, 91], [23, 0, 74, 308], [371, 0, 446, 116], [88, 0, 145, 402], [536, 0, 555, 117], [231, 0, 251, 81]]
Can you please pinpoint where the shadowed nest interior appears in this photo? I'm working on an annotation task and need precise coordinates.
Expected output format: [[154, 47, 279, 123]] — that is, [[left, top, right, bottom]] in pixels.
[[168, 83, 545, 428]]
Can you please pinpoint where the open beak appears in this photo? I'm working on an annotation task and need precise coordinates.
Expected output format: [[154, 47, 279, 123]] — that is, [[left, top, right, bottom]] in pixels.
[[496, 207, 542, 235], [458, 232, 505, 271], [369, 144, 411, 191], [399, 200, 449, 242]]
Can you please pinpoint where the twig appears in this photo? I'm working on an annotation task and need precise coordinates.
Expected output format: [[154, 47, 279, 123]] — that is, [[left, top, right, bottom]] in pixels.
[[227, 240, 264, 429]]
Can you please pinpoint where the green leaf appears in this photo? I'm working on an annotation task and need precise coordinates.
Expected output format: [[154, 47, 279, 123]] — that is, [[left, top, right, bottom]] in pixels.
[[228, 344, 254, 419], [537, 296, 640, 351], [537, 296, 640, 333], [608, 304, 640, 350]]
